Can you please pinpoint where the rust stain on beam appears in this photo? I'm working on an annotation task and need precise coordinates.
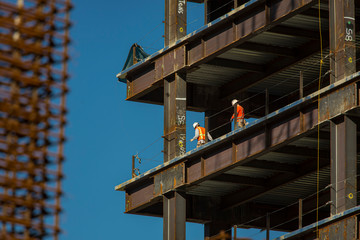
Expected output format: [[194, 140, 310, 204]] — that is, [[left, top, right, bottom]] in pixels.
[[319, 83, 357, 122], [154, 163, 185, 196]]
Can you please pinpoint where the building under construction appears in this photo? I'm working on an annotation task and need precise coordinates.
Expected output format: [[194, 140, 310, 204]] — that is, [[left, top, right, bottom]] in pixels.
[[116, 0, 360, 239], [0, 0, 71, 239]]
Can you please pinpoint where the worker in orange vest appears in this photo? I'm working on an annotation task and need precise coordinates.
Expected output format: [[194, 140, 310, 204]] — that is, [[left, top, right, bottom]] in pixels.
[[230, 99, 246, 130], [190, 122, 213, 147]]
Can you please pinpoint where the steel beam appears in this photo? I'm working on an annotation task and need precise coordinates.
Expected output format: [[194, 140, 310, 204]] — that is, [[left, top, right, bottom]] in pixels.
[[212, 174, 266, 187], [319, 216, 357, 240], [205, 57, 265, 72], [236, 42, 296, 57], [330, 116, 357, 215], [269, 25, 327, 40], [163, 192, 186, 240], [274, 206, 360, 240], [329, 0, 356, 83]]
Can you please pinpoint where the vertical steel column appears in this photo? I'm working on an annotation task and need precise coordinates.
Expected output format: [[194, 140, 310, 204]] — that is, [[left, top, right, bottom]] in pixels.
[[266, 213, 270, 240], [163, 192, 186, 240], [205, 116, 209, 143], [329, 0, 356, 83], [330, 116, 357, 215], [298, 199, 303, 229], [265, 88, 269, 115], [163, 2, 187, 237], [299, 71, 303, 99], [165, 0, 187, 46], [329, 0, 357, 217], [163, 0, 187, 161], [164, 73, 187, 162]]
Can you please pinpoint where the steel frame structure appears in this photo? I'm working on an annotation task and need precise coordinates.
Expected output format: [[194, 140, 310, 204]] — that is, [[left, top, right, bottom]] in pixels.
[[116, 0, 360, 239], [0, 0, 71, 239]]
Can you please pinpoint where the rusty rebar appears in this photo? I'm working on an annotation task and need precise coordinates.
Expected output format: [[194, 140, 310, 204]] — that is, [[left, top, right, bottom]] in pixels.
[[0, 0, 71, 239]]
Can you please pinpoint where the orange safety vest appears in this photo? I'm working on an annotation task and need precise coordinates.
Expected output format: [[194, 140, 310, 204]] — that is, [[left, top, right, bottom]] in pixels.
[[231, 105, 244, 122], [196, 126, 206, 141]]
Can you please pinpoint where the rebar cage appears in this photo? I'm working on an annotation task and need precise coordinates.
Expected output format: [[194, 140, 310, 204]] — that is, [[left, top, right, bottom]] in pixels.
[[0, 0, 72, 239]]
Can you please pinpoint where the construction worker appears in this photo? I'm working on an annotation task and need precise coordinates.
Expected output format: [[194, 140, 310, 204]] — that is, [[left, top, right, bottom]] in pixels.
[[190, 122, 213, 147], [230, 99, 246, 129]]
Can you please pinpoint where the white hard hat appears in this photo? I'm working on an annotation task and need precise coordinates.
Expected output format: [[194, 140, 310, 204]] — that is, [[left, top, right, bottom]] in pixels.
[[193, 122, 199, 128], [232, 99, 238, 106]]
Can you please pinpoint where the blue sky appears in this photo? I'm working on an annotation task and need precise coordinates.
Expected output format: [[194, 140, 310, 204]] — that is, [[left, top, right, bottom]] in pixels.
[[62, 0, 283, 239]]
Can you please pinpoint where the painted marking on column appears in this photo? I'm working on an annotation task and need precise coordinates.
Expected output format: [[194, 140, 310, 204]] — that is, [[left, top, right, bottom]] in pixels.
[[345, 18, 354, 42], [178, 133, 186, 156], [177, 115, 185, 125], [178, 0, 186, 14]]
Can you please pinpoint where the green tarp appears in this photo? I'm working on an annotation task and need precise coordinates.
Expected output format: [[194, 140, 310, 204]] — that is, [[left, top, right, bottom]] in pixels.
[[119, 43, 149, 83]]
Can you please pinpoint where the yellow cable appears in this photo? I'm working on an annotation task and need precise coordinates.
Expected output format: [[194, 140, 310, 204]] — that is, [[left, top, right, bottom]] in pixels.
[[316, 0, 323, 238]]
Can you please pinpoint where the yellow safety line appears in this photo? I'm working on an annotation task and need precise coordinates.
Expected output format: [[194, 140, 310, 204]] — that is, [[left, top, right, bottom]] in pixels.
[[316, 0, 324, 238]]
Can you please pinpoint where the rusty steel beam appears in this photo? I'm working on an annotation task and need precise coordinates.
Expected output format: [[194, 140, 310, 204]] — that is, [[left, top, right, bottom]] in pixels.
[[242, 160, 298, 173], [274, 145, 330, 159], [319, 216, 357, 240], [275, 206, 360, 240], [236, 42, 296, 57], [205, 58, 265, 72], [212, 174, 266, 187], [299, 6, 329, 19], [0, 0, 71, 239], [268, 25, 328, 40]]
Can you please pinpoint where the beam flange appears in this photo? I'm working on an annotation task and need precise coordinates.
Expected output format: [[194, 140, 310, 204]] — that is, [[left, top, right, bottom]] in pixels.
[[212, 174, 266, 187], [205, 58, 265, 72]]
